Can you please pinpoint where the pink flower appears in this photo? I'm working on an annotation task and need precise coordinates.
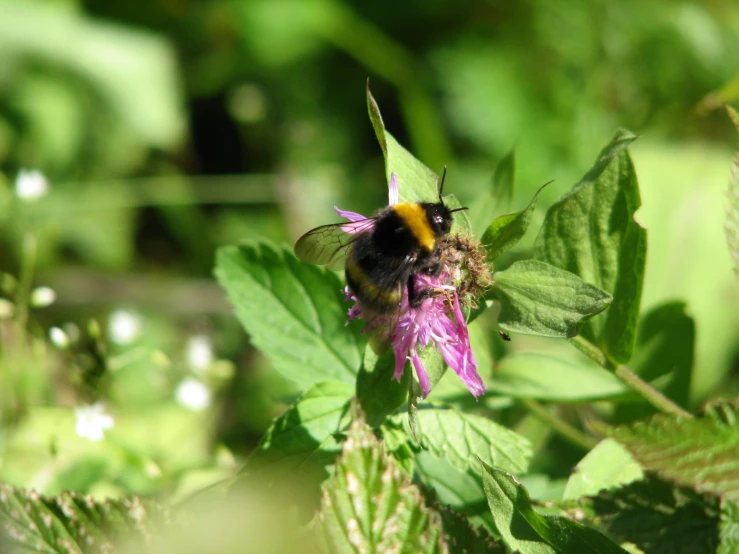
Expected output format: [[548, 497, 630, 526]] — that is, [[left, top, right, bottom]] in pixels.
[[338, 174, 485, 398]]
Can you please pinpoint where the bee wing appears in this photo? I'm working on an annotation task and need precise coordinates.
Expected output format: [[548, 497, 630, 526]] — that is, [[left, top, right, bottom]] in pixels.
[[294, 218, 377, 271]]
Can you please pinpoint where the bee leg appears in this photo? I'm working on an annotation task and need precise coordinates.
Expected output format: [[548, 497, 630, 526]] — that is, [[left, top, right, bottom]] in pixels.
[[407, 274, 436, 308], [423, 260, 443, 277]]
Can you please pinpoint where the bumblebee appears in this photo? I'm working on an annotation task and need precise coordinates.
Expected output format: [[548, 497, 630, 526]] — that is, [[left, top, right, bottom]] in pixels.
[[294, 170, 467, 315]]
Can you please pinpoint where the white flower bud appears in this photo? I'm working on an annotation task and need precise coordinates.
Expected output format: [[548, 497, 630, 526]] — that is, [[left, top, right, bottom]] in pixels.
[[108, 310, 141, 345], [74, 403, 114, 442], [49, 327, 70, 348], [175, 377, 211, 411], [186, 335, 213, 373], [30, 286, 56, 308], [15, 169, 49, 201]]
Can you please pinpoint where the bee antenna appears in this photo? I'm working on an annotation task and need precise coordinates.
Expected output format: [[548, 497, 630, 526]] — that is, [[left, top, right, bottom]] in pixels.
[[449, 206, 468, 213], [438, 166, 448, 202]]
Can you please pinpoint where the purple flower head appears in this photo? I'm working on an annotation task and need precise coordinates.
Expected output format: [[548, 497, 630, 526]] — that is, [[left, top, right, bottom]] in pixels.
[[337, 173, 485, 399]]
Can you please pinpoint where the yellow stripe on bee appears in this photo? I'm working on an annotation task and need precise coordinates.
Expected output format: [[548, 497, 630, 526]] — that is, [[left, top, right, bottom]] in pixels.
[[392, 203, 435, 252]]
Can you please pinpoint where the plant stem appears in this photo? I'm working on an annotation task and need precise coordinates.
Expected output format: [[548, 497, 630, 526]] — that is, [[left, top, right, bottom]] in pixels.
[[520, 398, 597, 451], [569, 335, 693, 419], [613, 364, 693, 418]]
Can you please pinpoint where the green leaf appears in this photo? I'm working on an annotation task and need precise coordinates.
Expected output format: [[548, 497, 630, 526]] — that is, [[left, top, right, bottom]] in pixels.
[[481, 463, 629, 554], [535, 129, 645, 363], [357, 339, 449, 424], [468, 148, 516, 237], [367, 83, 439, 203], [215, 242, 364, 389], [482, 182, 548, 262], [356, 347, 408, 427], [492, 351, 628, 401], [617, 301, 694, 418], [601, 398, 739, 501], [431, 499, 505, 553], [414, 452, 497, 534], [0, 483, 171, 554], [241, 381, 353, 483], [567, 475, 722, 554], [312, 417, 490, 553], [635, 143, 739, 405], [411, 406, 532, 474], [563, 439, 644, 500], [720, 500, 739, 554], [493, 259, 612, 338], [366, 84, 472, 239], [726, 106, 739, 275]]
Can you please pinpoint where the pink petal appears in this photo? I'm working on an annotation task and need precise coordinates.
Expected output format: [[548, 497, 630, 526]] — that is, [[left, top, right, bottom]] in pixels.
[[393, 349, 406, 382], [334, 206, 366, 222], [388, 173, 399, 206], [410, 351, 430, 398], [441, 295, 486, 397]]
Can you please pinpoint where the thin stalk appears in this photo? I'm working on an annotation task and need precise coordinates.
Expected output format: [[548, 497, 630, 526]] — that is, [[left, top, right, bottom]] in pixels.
[[570, 335, 693, 419], [520, 398, 598, 451], [613, 364, 693, 419]]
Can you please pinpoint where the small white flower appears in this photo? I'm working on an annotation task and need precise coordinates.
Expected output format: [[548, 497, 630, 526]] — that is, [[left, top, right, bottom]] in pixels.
[[175, 377, 211, 411], [186, 335, 213, 373], [49, 326, 70, 348], [108, 310, 141, 345], [75, 403, 114, 442], [15, 169, 49, 201], [30, 286, 56, 308]]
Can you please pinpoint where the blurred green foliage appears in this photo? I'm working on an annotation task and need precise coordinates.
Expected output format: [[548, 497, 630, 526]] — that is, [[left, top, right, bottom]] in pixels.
[[0, 0, 738, 520]]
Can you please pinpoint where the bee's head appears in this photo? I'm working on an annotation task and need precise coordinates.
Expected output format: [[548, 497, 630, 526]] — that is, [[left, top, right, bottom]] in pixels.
[[429, 166, 466, 236], [426, 203, 454, 236]]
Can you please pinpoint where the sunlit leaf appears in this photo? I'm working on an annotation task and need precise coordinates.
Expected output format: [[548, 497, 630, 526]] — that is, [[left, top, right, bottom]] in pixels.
[[411, 406, 532, 474], [241, 381, 353, 482], [493, 259, 612, 338], [635, 142, 739, 403], [492, 351, 628, 401], [535, 130, 645, 363], [215, 242, 364, 388], [563, 439, 644, 500]]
